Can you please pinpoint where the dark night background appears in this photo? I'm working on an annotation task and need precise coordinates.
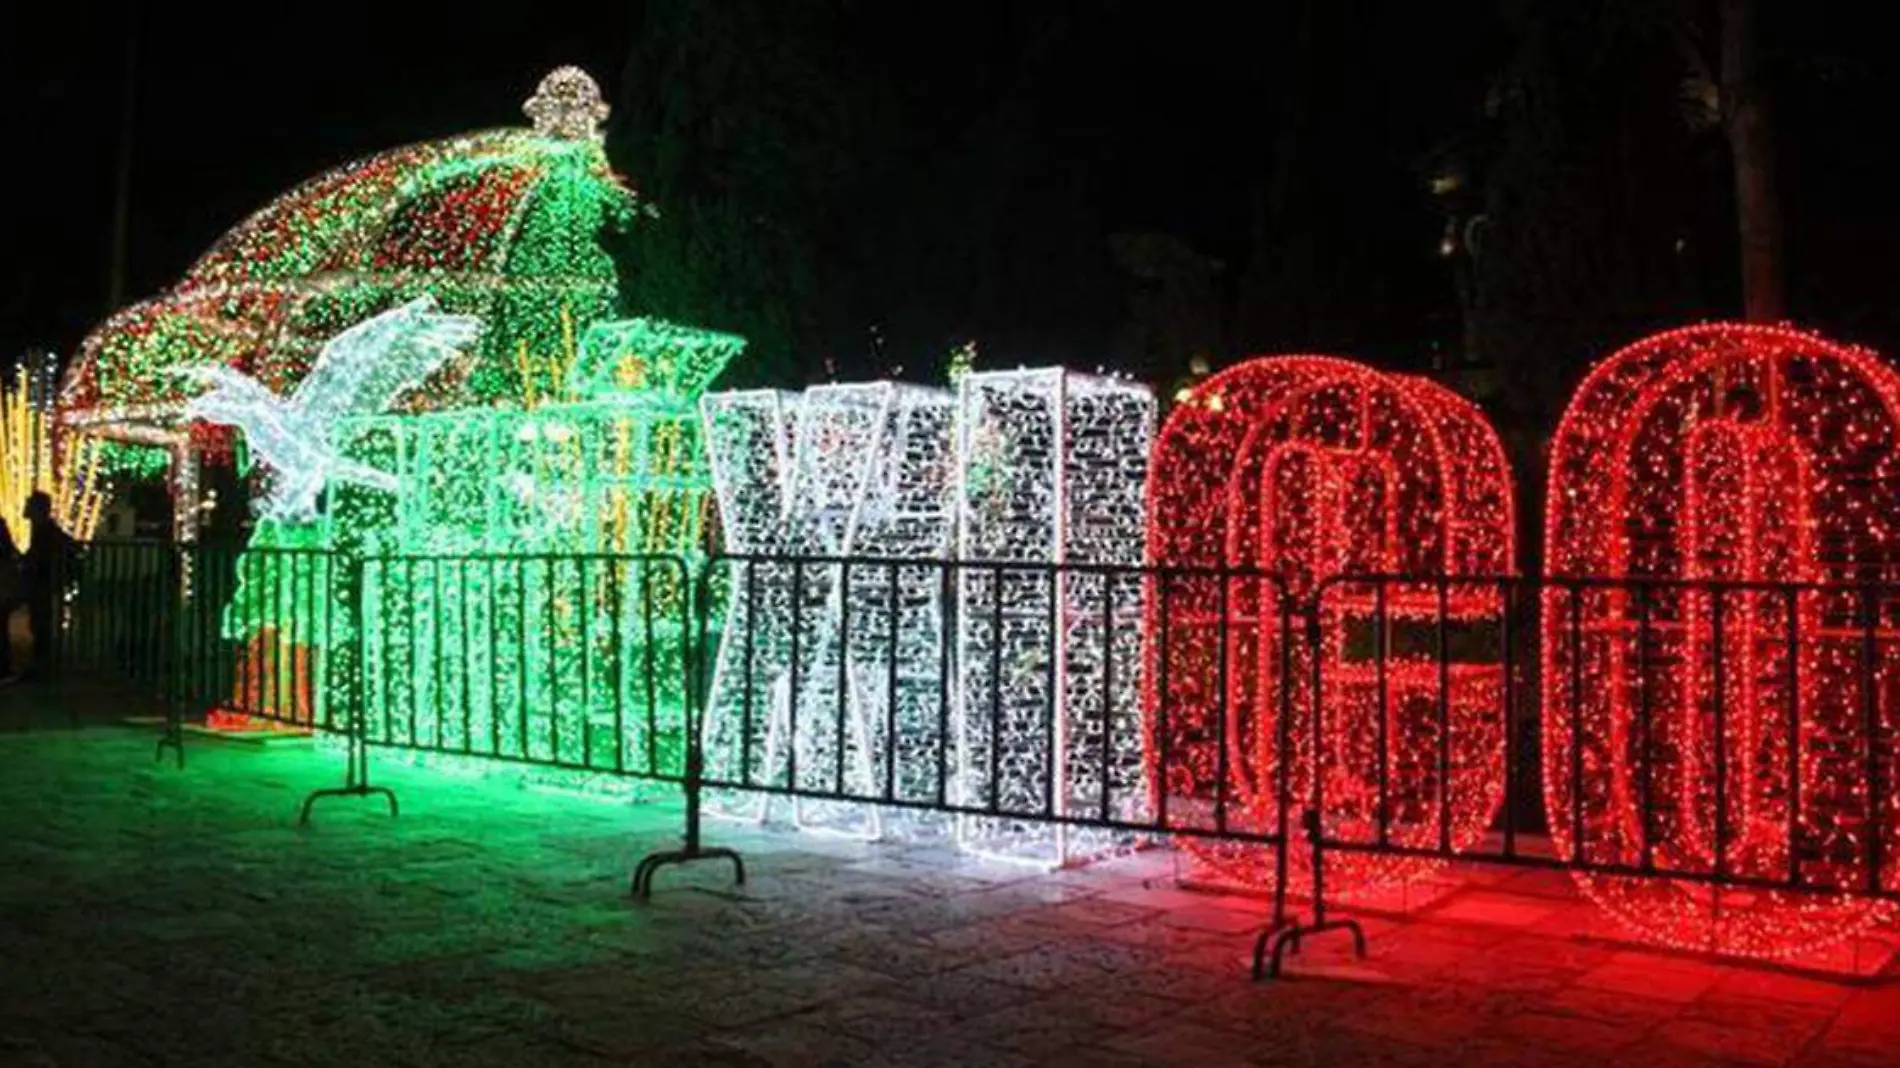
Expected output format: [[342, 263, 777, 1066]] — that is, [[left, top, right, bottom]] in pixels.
[[3, 0, 1897, 454]]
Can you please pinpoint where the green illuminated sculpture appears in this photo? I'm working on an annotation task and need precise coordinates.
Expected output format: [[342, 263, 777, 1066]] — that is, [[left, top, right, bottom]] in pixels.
[[59, 68, 744, 772]]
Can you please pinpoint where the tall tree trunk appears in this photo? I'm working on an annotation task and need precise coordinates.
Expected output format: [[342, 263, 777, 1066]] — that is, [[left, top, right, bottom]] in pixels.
[[106, 3, 139, 313], [1721, 0, 1784, 322], [1238, 0, 1323, 347]]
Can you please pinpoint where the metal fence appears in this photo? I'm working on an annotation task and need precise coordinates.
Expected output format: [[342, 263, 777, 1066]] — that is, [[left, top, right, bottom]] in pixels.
[[35, 542, 1900, 979]]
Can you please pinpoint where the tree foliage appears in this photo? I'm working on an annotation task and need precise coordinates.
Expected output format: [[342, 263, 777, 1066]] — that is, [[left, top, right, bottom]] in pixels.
[[608, 0, 1114, 388]]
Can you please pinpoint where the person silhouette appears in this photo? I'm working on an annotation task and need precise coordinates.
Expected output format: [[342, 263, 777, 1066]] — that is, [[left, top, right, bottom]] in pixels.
[[16, 492, 75, 681], [0, 517, 19, 682]]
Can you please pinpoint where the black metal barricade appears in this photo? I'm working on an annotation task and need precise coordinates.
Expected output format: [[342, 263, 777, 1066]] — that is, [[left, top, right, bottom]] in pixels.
[[354, 552, 697, 785], [1266, 573, 1900, 976], [629, 552, 1304, 929], [47, 540, 182, 704], [37, 542, 1900, 982]]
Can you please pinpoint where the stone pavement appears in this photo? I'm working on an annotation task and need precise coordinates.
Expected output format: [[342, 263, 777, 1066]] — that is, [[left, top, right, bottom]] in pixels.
[[3, 699, 1899, 1066]]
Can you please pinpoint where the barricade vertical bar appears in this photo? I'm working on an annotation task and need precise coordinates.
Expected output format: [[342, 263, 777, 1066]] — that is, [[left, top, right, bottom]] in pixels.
[[1569, 587, 1586, 862], [642, 560, 659, 775], [132, 545, 146, 682], [90, 543, 104, 680], [788, 560, 805, 793], [1785, 590, 1801, 886], [885, 564, 900, 802], [609, 559, 624, 774], [139, 545, 151, 680], [432, 560, 445, 752], [1101, 571, 1115, 825], [322, 550, 336, 736], [988, 564, 1004, 814], [545, 557, 559, 763], [158, 545, 187, 766], [515, 559, 529, 758], [237, 552, 252, 717], [273, 551, 286, 718], [150, 546, 162, 695], [140, 545, 152, 681], [166, 546, 178, 688], [740, 560, 757, 786], [1044, 568, 1059, 820], [579, 557, 592, 769], [835, 562, 850, 796], [1499, 578, 1515, 859], [1863, 585, 1883, 895], [487, 559, 501, 757], [155, 546, 168, 685], [936, 562, 951, 809], [200, 550, 216, 714], [73, 544, 89, 679], [1308, 600, 1328, 922], [98, 543, 111, 677], [1638, 584, 1655, 872], [1155, 571, 1172, 832], [118, 544, 129, 681], [148, 545, 161, 683], [269, 551, 283, 719], [381, 562, 395, 743], [458, 560, 472, 754], [211, 551, 226, 714], [1713, 591, 1729, 879], [1214, 572, 1231, 835], [1436, 579, 1452, 854], [303, 552, 317, 727], [134, 545, 145, 681], [163, 545, 175, 685], [1375, 581, 1390, 848], [105, 544, 117, 676]]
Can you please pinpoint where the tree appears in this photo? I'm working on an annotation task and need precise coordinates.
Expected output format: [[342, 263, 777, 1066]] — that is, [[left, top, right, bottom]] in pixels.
[[1436, 1, 1720, 441], [610, 0, 864, 387], [1109, 232, 1225, 385], [1677, 0, 1784, 321]]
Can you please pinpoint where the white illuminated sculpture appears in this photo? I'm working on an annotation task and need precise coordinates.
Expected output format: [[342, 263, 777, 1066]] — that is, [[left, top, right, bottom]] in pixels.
[[182, 297, 482, 521], [953, 368, 1156, 866], [701, 382, 957, 837]]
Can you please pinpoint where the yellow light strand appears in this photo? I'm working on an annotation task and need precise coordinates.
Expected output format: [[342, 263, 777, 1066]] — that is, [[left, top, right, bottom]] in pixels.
[[0, 365, 111, 550], [517, 338, 540, 410]]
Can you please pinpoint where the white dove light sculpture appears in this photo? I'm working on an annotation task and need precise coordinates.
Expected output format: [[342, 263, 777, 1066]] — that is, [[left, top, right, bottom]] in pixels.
[[182, 297, 483, 522]]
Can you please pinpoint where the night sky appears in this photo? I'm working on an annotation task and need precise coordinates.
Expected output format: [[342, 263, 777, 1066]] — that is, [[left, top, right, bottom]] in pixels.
[[4, 1, 1897, 392]]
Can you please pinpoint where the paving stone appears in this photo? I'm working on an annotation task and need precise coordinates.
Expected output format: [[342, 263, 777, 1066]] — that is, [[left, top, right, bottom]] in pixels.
[[1709, 967, 1858, 1010], [5, 718, 1892, 1068], [1575, 952, 1723, 1003], [1105, 1020, 1277, 1065], [954, 997, 1126, 1058]]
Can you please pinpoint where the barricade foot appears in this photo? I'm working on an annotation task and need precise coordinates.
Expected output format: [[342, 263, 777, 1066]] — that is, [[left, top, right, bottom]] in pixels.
[[631, 846, 746, 900], [298, 785, 400, 826], [1252, 918, 1367, 980], [155, 733, 185, 768]]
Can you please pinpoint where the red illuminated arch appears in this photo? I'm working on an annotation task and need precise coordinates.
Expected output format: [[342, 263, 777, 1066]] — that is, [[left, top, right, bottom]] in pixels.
[[1146, 356, 1514, 895], [1543, 322, 1900, 958]]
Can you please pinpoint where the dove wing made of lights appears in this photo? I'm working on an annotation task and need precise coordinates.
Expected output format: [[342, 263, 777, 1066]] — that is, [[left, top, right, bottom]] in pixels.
[[183, 298, 482, 522]]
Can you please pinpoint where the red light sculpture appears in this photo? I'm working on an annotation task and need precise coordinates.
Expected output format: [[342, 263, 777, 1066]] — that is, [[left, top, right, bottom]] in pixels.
[[1147, 356, 1514, 896], [1544, 322, 1900, 958]]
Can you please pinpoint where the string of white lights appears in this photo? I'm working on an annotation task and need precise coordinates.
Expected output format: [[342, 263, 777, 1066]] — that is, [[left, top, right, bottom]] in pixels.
[[701, 382, 958, 838], [953, 368, 1156, 866]]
